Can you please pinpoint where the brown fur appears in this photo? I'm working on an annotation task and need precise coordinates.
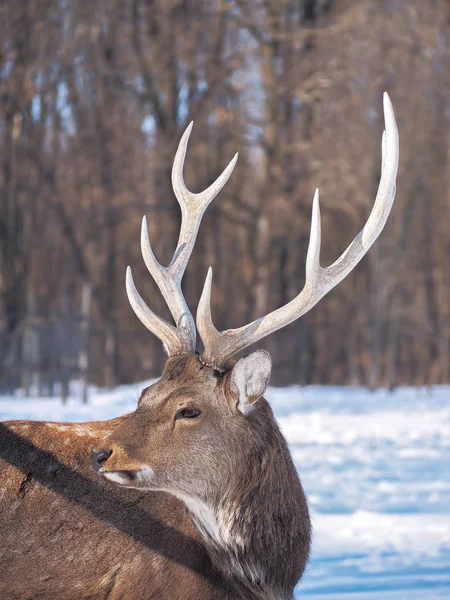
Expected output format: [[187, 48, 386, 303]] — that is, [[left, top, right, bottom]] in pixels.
[[0, 355, 311, 599]]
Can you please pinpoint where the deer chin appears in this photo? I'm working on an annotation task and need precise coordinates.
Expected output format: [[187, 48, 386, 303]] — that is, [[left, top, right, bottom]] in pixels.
[[103, 466, 155, 488]]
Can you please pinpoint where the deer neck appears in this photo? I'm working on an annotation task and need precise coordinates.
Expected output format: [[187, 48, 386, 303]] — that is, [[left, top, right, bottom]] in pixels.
[[176, 402, 311, 600]]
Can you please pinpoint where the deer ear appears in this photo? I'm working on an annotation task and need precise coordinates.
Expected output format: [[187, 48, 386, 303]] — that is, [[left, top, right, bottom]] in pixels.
[[229, 350, 272, 415]]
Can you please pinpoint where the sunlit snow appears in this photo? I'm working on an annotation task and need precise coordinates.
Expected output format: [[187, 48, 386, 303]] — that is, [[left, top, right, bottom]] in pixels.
[[1, 382, 449, 598]]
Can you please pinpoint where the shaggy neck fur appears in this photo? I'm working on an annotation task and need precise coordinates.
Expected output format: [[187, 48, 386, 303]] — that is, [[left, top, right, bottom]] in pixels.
[[180, 400, 311, 600]]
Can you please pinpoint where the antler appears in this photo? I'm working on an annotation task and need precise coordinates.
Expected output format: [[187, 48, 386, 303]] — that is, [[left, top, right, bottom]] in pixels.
[[126, 123, 238, 355], [197, 93, 399, 369]]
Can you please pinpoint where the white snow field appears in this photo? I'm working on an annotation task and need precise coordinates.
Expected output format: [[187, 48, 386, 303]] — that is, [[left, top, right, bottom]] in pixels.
[[1, 382, 449, 598]]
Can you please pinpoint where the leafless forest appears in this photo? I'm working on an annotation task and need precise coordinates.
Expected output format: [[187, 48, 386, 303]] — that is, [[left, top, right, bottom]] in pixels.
[[0, 0, 449, 393]]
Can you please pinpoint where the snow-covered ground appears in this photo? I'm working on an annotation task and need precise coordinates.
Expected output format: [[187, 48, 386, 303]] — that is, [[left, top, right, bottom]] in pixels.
[[1, 382, 449, 598]]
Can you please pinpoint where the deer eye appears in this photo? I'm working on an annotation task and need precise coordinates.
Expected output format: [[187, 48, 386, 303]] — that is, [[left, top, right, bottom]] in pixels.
[[176, 408, 201, 420]]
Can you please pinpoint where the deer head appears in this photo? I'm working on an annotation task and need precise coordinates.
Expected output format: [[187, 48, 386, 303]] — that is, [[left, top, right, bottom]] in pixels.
[[91, 94, 398, 589], [92, 351, 271, 504]]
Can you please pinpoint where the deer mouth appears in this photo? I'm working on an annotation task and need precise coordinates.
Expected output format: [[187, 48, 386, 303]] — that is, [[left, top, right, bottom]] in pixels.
[[102, 470, 138, 486], [102, 466, 155, 488]]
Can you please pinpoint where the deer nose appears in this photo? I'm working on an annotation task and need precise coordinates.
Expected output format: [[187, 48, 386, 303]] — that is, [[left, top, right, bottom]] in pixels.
[[91, 448, 112, 472]]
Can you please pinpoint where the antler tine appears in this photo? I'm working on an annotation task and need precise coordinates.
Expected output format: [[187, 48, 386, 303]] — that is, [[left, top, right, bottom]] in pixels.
[[170, 122, 238, 283], [126, 267, 186, 355], [127, 122, 238, 356], [197, 92, 399, 369], [172, 122, 239, 216]]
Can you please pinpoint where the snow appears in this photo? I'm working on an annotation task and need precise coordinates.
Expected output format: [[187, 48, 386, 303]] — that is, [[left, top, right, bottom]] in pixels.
[[1, 382, 449, 598]]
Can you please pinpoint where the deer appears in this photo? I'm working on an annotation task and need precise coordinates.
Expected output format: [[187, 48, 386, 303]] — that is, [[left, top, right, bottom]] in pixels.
[[0, 93, 399, 600]]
